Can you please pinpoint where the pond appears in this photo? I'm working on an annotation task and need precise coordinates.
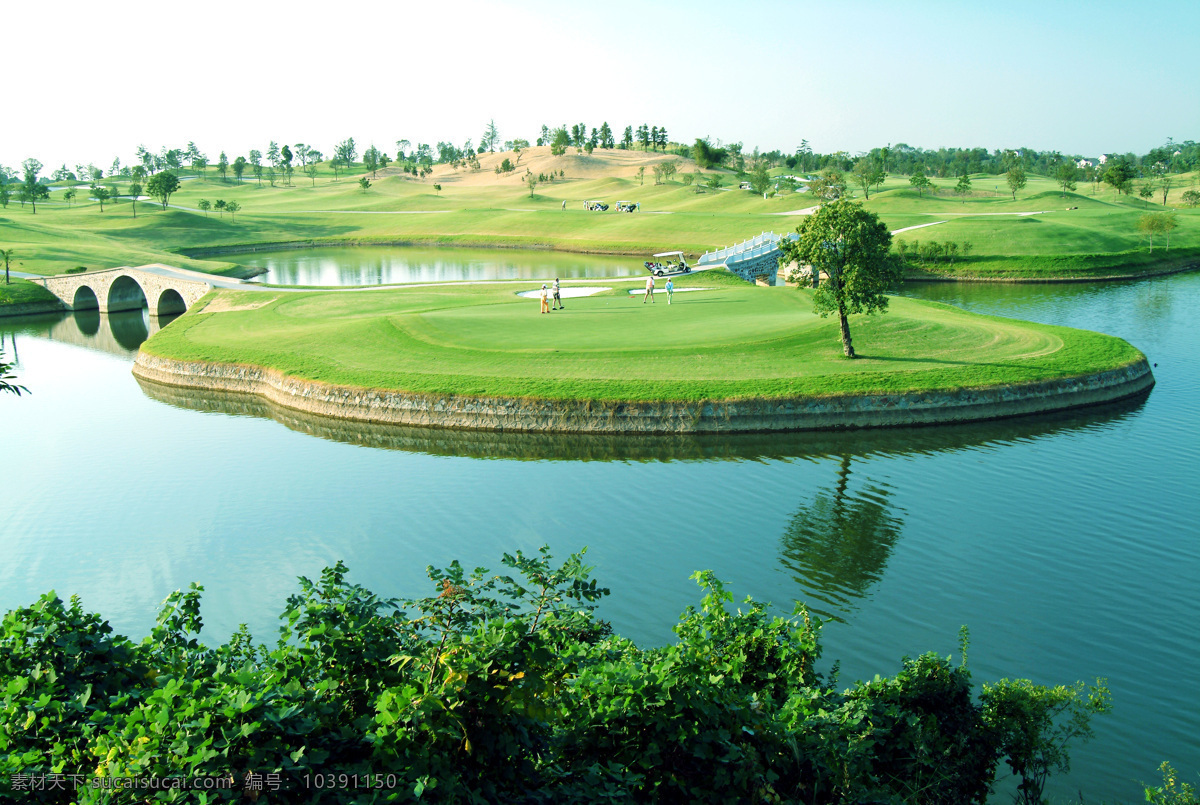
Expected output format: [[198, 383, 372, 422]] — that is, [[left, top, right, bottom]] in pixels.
[[2, 259, 1197, 801], [236, 245, 644, 285]]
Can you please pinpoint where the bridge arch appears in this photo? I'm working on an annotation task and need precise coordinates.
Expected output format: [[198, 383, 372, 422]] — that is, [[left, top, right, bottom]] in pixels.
[[107, 275, 148, 312], [40, 266, 213, 315], [72, 285, 100, 310], [156, 288, 187, 317]]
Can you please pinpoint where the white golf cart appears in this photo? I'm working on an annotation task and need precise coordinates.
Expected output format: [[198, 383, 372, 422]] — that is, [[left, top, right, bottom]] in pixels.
[[616, 200, 639, 212], [584, 200, 609, 211], [643, 251, 690, 276]]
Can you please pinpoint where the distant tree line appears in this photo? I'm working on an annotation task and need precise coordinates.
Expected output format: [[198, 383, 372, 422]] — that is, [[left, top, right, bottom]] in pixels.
[[6, 130, 1199, 211]]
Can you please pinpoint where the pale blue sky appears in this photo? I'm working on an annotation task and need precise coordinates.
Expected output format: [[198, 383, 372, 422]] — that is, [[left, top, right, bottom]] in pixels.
[[4, 0, 1197, 171]]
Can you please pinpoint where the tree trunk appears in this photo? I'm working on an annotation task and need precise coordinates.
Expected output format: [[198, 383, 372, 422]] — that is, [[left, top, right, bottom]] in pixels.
[[839, 306, 855, 358]]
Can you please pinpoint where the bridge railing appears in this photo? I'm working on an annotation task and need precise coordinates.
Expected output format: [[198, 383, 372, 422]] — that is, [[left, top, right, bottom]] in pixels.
[[699, 232, 797, 266]]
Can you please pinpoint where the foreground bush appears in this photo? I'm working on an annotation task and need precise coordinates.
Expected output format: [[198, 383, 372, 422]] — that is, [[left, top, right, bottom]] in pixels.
[[1, 548, 1113, 803]]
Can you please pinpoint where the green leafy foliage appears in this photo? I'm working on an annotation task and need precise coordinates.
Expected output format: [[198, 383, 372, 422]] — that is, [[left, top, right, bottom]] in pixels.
[[0, 548, 1116, 803], [1145, 762, 1200, 805], [981, 677, 1112, 805], [779, 199, 901, 357]]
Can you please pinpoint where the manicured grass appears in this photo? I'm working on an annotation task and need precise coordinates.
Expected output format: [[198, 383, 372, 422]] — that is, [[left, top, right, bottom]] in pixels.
[[3, 148, 1197, 292], [142, 274, 1144, 402], [0, 278, 58, 306]]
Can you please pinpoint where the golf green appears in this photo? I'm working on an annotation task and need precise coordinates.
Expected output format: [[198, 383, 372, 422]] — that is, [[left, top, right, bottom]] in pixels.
[[133, 275, 1152, 432]]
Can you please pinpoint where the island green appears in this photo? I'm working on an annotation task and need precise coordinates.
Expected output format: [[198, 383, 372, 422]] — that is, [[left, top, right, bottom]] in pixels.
[[141, 271, 1143, 403]]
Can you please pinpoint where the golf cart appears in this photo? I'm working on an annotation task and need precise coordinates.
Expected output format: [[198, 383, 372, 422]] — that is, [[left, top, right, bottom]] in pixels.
[[584, 200, 609, 211], [616, 200, 639, 212], [643, 251, 690, 276]]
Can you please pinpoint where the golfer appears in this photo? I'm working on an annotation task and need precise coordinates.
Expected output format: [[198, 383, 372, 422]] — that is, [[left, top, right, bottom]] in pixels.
[[643, 275, 655, 304], [561, 200, 566, 211], [552, 277, 563, 310], [539, 284, 550, 314], [665, 277, 674, 304]]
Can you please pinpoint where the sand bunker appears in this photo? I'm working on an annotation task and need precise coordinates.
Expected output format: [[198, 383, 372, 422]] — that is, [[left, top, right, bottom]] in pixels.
[[516, 286, 611, 299]]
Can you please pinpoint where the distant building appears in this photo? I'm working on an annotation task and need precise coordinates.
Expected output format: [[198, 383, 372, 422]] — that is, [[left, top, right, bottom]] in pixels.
[[1076, 159, 1093, 169], [1098, 154, 1108, 165]]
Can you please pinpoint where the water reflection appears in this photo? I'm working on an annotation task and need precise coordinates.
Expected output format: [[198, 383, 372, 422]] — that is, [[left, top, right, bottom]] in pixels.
[[3, 309, 178, 357], [237, 245, 643, 286], [74, 309, 101, 336], [780, 456, 904, 620], [134, 375, 1150, 463]]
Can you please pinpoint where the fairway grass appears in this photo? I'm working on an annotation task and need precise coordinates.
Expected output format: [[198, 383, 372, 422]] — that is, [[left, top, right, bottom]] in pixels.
[[3, 147, 1198, 288], [140, 278, 1144, 404]]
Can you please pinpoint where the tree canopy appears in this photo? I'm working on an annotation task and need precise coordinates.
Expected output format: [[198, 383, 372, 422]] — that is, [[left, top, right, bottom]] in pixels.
[[909, 168, 933, 197], [146, 171, 181, 210], [778, 199, 901, 358], [851, 160, 885, 199], [1005, 165, 1027, 200], [20, 159, 49, 214]]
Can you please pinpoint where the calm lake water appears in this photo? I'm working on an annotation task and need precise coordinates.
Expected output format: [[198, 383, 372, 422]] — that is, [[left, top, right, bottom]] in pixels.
[[2, 255, 1198, 802], [238, 245, 643, 285]]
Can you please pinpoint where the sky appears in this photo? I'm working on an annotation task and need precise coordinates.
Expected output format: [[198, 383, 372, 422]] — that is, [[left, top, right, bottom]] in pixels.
[[4, 0, 1198, 173]]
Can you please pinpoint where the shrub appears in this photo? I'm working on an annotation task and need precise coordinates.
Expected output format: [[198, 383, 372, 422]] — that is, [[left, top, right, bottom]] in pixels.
[[0, 548, 1111, 803]]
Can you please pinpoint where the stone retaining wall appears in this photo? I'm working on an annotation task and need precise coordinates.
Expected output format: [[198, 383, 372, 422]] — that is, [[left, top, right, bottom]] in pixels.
[[132, 352, 1155, 434]]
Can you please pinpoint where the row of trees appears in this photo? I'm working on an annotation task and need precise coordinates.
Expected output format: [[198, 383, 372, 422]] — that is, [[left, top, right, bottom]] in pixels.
[[895, 239, 974, 266], [0, 159, 181, 215], [532, 122, 670, 153], [196, 199, 242, 221], [14, 131, 1200, 194]]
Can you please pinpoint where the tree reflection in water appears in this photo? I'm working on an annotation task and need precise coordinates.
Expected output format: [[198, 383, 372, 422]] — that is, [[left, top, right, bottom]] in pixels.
[[779, 455, 904, 621]]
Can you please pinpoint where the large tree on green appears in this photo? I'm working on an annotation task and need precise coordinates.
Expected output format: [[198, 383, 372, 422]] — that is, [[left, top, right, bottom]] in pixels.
[[909, 168, 933, 197], [232, 156, 247, 184], [281, 144, 293, 185], [335, 138, 357, 168], [778, 199, 901, 358], [954, 173, 972, 204], [1005, 166, 1027, 200], [146, 171, 181, 210], [1137, 212, 1178, 253], [363, 144, 381, 177], [851, 159, 885, 200], [91, 185, 111, 211], [750, 162, 772, 197], [1054, 163, 1077, 198], [1103, 161, 1134, 196], [20, 159, 49, 214], [808, 168, 846, 202]]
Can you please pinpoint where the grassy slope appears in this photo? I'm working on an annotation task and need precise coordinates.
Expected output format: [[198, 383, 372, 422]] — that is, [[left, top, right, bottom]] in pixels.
[[3, 149, 1197, 285], [0, 278, 58, 305], [142, 276, 1143, 402], [874, 172, 1200, 277]]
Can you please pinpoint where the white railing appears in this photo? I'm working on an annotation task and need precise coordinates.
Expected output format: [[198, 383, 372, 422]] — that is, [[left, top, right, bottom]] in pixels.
[[699, 232, 797, 266]]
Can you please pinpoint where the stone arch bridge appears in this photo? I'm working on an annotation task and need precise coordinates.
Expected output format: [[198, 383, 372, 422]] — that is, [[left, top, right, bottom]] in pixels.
[[39, 264, 217, 317]]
